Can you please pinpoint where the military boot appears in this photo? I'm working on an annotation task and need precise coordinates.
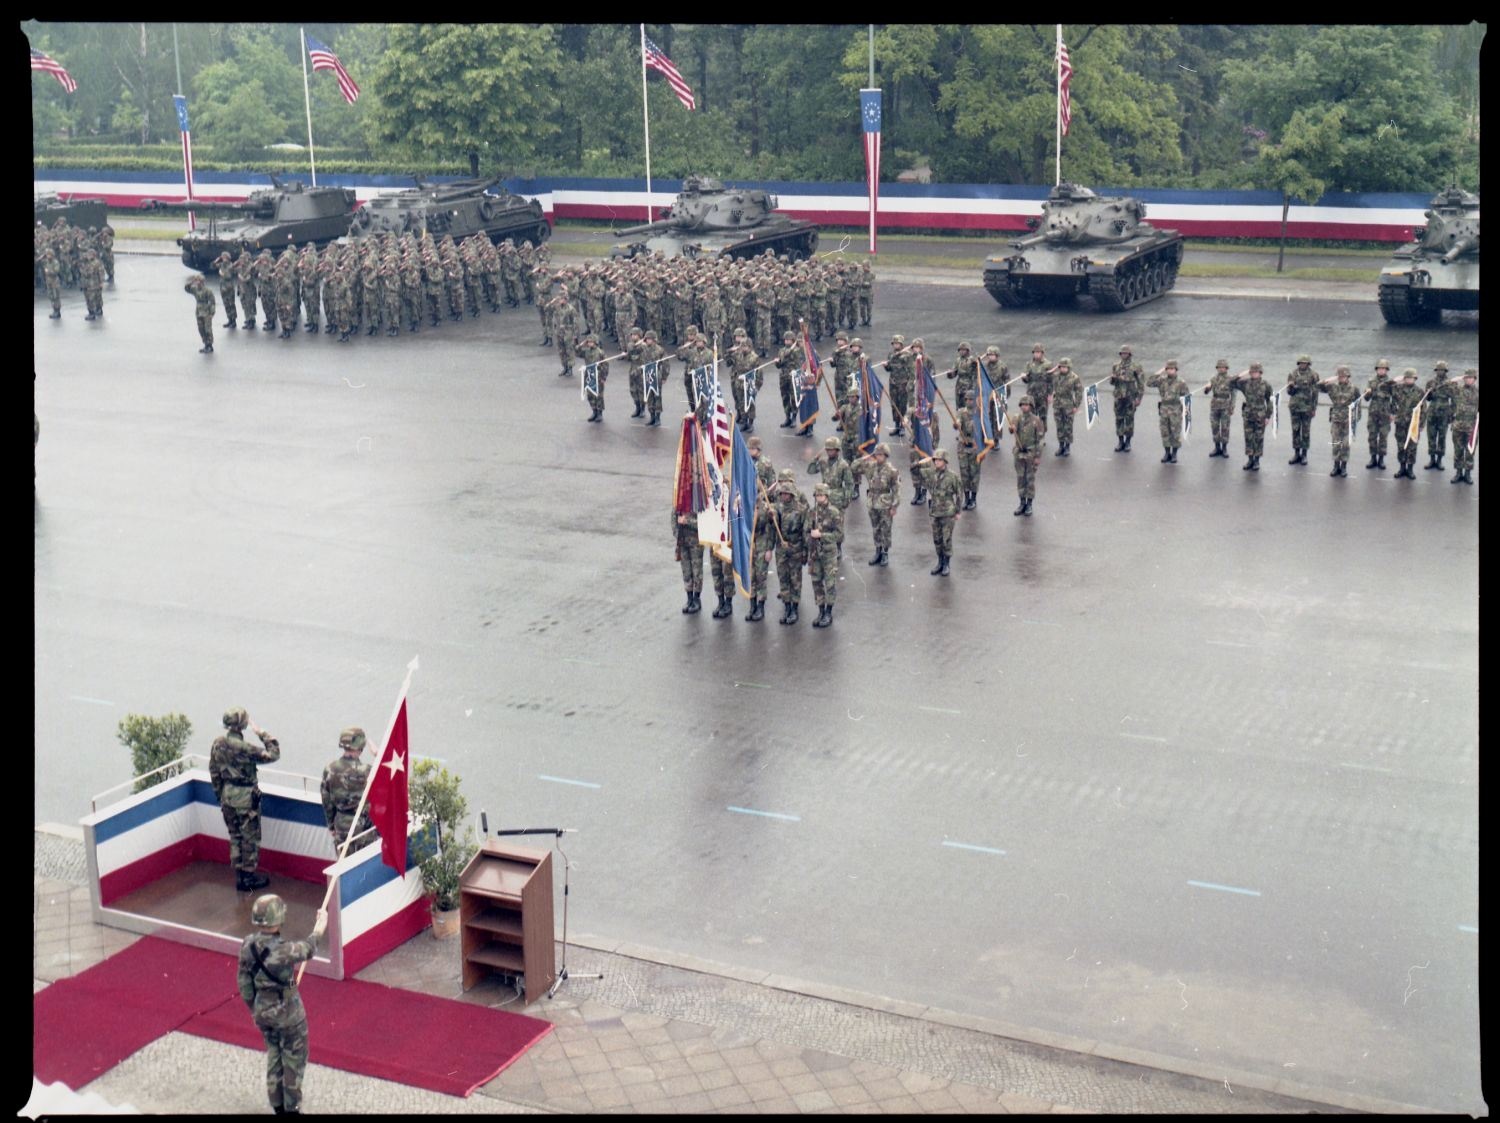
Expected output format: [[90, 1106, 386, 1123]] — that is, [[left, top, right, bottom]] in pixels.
[[1115, 437, 1126, 452], [388, 326, 399, 337], [1330, 462, 1340, 477], [781, 410, 794, 428], [938, 553, 951, 576], [199, 344, 213, 354], [84, 312, 96, 321], [650, 411, 661, 426], [783, 602, 799, 624], [1023, 499, 1034, 516], [1366, 454, 1379, 469], [909, 487, 926, 506], [1451, 468, 1464, 484], [244, 319, 256, 330], [681, 593, 695, 614], [632, 402, 644, 418], [930, 554, 945, 575], [305, 322, 318, 333], [1124, 435, 1133, 451], [236, 870, 270, 892], [746, 598, 764, 622], [49, 309, 61, 319], [1161, 450, 1172, 463], [712, 595, 732, 619], [1377, 454, 1387, 469], [1463, 469, 1474, 485], [223, 317, 235, 328], [878, 548, 889, 567], [869, 548, 882, 565], [962, 491, 975, 510], [1014, 498, 1026, 515], [811, 604, 829, 628], [280, 328, 292, 339]]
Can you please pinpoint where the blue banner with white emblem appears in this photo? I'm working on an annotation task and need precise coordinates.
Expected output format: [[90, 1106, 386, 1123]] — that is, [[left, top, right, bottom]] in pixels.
[[1085, 384, 1100, 430], [1182, 391, 1192, 440], [643, 360, 660, 403], [729, 427, 757, 598]]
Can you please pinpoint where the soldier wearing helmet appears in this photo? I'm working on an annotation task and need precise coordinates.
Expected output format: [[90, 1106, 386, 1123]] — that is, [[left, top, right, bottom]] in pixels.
[[771, 468, 810, 624], [1022, 342, 1054, 437], [1389, 369, 1426, 479], [547, 284, 581, 376], [1450, 368, 1478, 485], [913, 446, 962, 575], [729, 331, 764, 433], [1203, 360, 1236, 459], [209, 707, 280, 891], [807, 435, 855, 519], [238, 893, 327, 1115], [1361, 359, 1396, 470], [806, 481, 844, 628], [1228, 362, 1274, 471], [1423, 360, 1456, 471], [885, 334, 915, 437], [1284, 354, 1321, 465], [854, 441, 900, 566], [1146, 360, 1190, 464], [1316, 365, 1361, 477], [774, 329, 803, 428], [576, 331, 610, 423], [1012, 395, 1046, 515], [321, 728, 375, 854], [1108, 345, 1145, 452], [949, 340, 980, 409], [1050, 357, 1083, 456]]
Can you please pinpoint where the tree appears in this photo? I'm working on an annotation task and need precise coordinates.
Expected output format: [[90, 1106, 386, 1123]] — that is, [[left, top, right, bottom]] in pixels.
[[193, 78, 289, 161], [1253, 105, 1346, 271], [117, 713, 193, 793]]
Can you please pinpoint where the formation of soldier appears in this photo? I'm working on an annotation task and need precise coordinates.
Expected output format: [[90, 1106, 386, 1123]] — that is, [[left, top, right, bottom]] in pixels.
[[35, 217, 114, 320], [193, 231, 552, 350], [674, 346, 1479, 621]]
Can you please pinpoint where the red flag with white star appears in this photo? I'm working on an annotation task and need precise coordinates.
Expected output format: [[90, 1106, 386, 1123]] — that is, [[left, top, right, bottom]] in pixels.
[[366, 697, 410, 876]]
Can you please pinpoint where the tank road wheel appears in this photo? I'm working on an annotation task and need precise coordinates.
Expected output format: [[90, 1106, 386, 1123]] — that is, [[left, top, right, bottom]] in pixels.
[[1378, 284, 1434, 325]]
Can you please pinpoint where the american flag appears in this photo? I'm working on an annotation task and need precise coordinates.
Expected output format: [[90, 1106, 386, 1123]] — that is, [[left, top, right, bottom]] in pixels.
[[307, 34, 360, 104], [1058, 39, 1073, 137], [860, 89, 881, 254], [643, 35, 695, 110], [173, 96, 197, 232], [708, 348, 732, 465], [30, 48, 77, 94]]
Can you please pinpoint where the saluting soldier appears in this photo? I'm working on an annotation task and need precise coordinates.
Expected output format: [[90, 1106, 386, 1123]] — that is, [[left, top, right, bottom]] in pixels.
[[744, 438, 778, 622], [625, 326, 647, 418], [1146, 360, 1190, 463], [1022, 344, 1053, 433], [1424, 361, 1456, 471], [885, 334, 915, 436], [576, 332, 609, 423], [854, 442, 900, 566], [321, 728, 374, 852], [806, 484, 843, 628], [949, 341, 980, 409], [1390, 368, 1426, 480], [1051, 357, 1083, 456], [238, 894, 327, 1116], [1203, 359, 1235, 458], [912, 447, 963, 576], [1109, 345, 1145, 452], [1362, 360, 1396, 470], [549, 287, 581, 376], [835, 387, 863, 467], [212, 250, 239, 329], [297, 244, 321, 333], [210, 707, 279, 891], [1285, 354, 1321, 465], [776, 330, 803, 427], [806, 437, 856, 534], [1317, 365, 1361, 477], [730, 336, 763, 433], [642, 328, 667, 427], [1011, 396, 1045, 515], [1229, 362, 1274, 471], [1450, 368, 1478, 485], [857, 260, 874, 325], [955, 404, 983, 510], [772, 469, 810, 625], [185, 274, 216, 353]]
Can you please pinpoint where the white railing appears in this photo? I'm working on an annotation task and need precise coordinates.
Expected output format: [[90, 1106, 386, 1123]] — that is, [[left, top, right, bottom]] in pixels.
[[90, 753, 322, 812]]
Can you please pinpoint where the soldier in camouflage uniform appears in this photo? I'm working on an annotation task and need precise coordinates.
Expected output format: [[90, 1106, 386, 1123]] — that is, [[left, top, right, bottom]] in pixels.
[[185, 275, 216, 353], [1317, 365, 1361, 477], [549, 287, 581, 377], [1362, 360, 1396, 469], [238, 893, 327, 1115], [674, 508, 705, 614], [79, 250, 105, 320], [1450, 368, 1478, 485], [885, 335, 914, 436], [614, 281, 639, 347], [576, 333, 609, 422], [1021, 344, 1053, 434], [254, 249, 278, 332], [1229, 363, 1274, 470], [41, 251, 62, 319], [707, 540, 737, 620], [642, 329, 667, 426], [806, 484, 843, 628], [826, 332, 854, 401], [501, 242, 524, 307], [744, 438, 779, 622], [97, 223, 115, 282], [729, 336, 763, 432], [212, 251, 239, 328], [1145, 360, 1189, 463], [854, 443, 899, 566], [948, 341, 979, 409], [857, 261, 874, 325], [775, 331, 803, 427], [1202, 359, 1235, 458], [1423, 361, 1456, 471], [1284, 354, 1320, 465], [1390, 368, 1426, 480], [274, 255, 299, 338], [297, 244, 321, 333], [210, 707, 279, 890], [913, 447, 962, 575], [1108, 345, 1145, 452], [321, 727, 374, 853], [1011, 396, 1045, 515], [624, 326, 647, 417], [806, 436, 855, 528], [1051, 358, 1083, 456], [772, 469, 810, 624]]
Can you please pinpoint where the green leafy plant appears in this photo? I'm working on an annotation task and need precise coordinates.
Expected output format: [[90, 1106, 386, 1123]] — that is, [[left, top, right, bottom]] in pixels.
[[409, 758, 475, 912], [117, 713, 192, 793]]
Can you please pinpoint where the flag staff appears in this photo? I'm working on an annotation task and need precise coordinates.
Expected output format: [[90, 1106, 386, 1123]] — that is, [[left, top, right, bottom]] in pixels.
[[300, 27, 318, 186], [171, 25, 196, 232], [640, 24, 653, 223], [1055, 24, 1062, 187]]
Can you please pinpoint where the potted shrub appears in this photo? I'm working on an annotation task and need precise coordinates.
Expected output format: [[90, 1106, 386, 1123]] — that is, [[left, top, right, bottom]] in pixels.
[[117, 713, 193, 792], [409, 759, 476, 939]]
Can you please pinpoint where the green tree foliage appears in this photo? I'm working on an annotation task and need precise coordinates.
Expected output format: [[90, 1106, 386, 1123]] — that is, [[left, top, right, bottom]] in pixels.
[[117, 713, 193, 793], [1252, 105, 1347, 270], [410, 758, 473, 911]]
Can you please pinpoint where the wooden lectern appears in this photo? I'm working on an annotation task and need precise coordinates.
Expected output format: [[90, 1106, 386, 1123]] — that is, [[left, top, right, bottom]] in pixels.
[[458, 841, 555, 1004]]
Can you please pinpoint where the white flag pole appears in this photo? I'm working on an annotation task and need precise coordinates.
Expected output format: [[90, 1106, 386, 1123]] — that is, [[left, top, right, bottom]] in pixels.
[[300, 28, 317, 186], [640, 24, 653, 223], [1055, 24, 1062, 188]]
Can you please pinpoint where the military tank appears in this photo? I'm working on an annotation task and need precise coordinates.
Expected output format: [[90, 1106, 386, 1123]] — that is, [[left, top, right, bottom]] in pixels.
[[143, 175, 359, 272], [983, 183, 1184, 312], [347, 175, 550, 247], [1378, 185, 1479, 325], [610, 175, 819, 261], [34, 192, 107, 230]]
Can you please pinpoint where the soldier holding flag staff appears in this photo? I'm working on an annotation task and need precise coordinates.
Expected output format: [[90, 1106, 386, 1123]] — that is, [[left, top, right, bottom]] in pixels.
[[1203, 359, 1236, 458], [1317, 365, 1361, 477], [1450, 369, 1478, 485], [1229, 363, 1274, 471], [1051, 358, 1083, 456], [1390, 368, 1427, 480], [1109, 345, 1145, 452], [912, 448, 963, 576], [1146, 360, 1190, 464], [807, 484, 843, 628]]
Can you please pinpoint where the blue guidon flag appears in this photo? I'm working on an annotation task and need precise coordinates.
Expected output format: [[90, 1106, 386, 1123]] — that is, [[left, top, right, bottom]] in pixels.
[[728, 426, 758, 598], [857, 355, 885, 453], [797, 322, 823, 433], [1085, 383, 1100, 430], [974, 357, 999, 462], [911, 354, 936, 457]]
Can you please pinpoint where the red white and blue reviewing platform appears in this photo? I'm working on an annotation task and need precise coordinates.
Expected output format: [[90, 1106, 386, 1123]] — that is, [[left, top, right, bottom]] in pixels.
[[36, 169, 1432, 243]]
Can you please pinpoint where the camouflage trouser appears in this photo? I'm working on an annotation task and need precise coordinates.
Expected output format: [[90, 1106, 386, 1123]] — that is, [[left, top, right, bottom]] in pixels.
[[261, 289, 278, 329], [1054, 406, 1076, 445], [278, 299, 296, 329], [1243, 413, 1269, 456], [219, 788, 261, 871], [733, 381, 757, 428], [868, 506, 894, 550], [1014, 452, 1039, 500], [629, 367, 644, 409], [1210, 401, 1233, 443], [557, 335, 572, 373], [710, 553, 735, 598], [1159, 404, 1183, 450], [480, 274, 498, 308], [523, 274, 538, 303], [384, 291, 401, 330], [857, 292, 872, 324], [220, 280, 237, 321], [1290, 411, 1314, 452], [363, 289, 383, 331], [808, 542, 839, 606], [255, 1015, 309, 1112], [1114, 396, 1137, 438], [775, 547, 805, 604], [673, 309, 691, 346], [928, 514, 955, 556], [83, 284, 103, 316], [1368, 411, 1391, 457], [677, 528, 703, 593], [825, 298, 838, 336], [780, 372, 796, 416], [463, 275, 481, 314], [839, 295, 855, 329], [504, 273, 523, 305], [889, 379, 912, 428], [586, 371, 607, 413], [332, 809, 375, 852], [46, 278, 61, 312], [959, 450, 981, 491], [751, 533, 773, 598], [102, 249, 115, 279], [953, 380, 976, 410], [1329, 415, 1352, 462], [1426, 410, 1452, 459], [616, 314, 636, 344], [754, 308, 773, 350], [404, 295, 423, 330], [426, 286, 444, 324], [302, 287, 319, 327], [445, 281, 465, 319], [1452, 426, 1475, 472], [196, 313, 214, 348]]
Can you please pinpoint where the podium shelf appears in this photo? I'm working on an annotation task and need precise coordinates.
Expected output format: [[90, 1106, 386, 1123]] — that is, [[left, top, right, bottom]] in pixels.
[[465, 908, 524, 941], [467, 943, 525, 973]]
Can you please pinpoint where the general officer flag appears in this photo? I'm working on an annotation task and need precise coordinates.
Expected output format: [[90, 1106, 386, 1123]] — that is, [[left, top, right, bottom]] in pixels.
[[974, 358, 999, 462], [1084, 383, 1100, 430], [857, 355, 885, 453], [581, 362, 600, 403], [729, 427, 757, 598]]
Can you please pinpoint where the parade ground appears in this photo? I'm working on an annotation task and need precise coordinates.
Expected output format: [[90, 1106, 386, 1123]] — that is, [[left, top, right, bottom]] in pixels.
[[34, 252, 1480, 1113]]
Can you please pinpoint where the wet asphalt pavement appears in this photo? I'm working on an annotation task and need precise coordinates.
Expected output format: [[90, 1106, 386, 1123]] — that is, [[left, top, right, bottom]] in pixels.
[[34, 255, 1480, 1112]]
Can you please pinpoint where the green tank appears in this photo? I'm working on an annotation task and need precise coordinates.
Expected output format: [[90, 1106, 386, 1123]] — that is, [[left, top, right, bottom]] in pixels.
[[35, 192, 107, 231], [610, 175, 819, 261], [346, 175, 549, 247], [1378, 185, 1479, 325], [983, 183, 1184, 312]]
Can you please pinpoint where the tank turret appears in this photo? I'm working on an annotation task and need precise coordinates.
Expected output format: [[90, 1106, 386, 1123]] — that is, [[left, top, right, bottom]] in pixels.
[[982, 183, 1184, 312], [347, 175, 549, 247], [1378, 185, 1479, 325], [35, 192, 107, 231], [147, 177, 359, 272], [611, 175, 819, 260]]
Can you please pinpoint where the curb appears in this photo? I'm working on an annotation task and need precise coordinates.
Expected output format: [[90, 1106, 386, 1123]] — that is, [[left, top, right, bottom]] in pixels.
[[564, 931, 1438, 1115]]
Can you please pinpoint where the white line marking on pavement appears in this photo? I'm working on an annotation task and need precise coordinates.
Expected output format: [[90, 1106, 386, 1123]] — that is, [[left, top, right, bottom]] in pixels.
[[1120, 732, 1169, 743], [1458, 924, 1478, 933], [733, 681, 773, 690], [538, 775, 601, 789], [69, 695, 116, 706], [917, 705, 962, 715], [941, 840, 1007, 855], [1338, 761, 1394, 774], [1187, 879, 1261, 897], [1204, 639, 1253, 648], [727, 806, 800, 822]]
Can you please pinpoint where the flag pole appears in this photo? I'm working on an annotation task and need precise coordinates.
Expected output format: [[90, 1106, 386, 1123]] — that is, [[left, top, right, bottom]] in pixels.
[[300, 28, 317, 186], [296, 654, 419, 983], [640, 24, 653, 223], [1055, 24, 1062, 187]]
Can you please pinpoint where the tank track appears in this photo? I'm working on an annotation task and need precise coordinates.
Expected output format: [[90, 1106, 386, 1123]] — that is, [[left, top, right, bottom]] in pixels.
[[983, 271, 1032, 308], [1377, 283, 1440, 325], [1090, 251, 1179, 313]]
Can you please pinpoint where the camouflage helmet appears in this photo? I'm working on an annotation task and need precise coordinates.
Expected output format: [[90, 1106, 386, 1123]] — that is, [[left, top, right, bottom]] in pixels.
[[1215, 359, 1229, 370], [1296, 354, 1311, 364], [746, 435, 763, 449], [874, 442, 891, 456], [1375, 359, 1391, 370], [890, 334, 905, 345], [223, 707, 248, 730], [1119, 345, 1132, 355], [1249, 362, 1263, 373], [958, 341, 972, 352], [1165, 359, 1179, 370], [835, 330, 850, 341], [932, 447, 950, 461], [824, 436, 841, 450], [911, 337, 925, 349], [583, 332, 597, 344], [985, 345, 1000, 356], [1433, 360, 1449, 372], [339, 727, 366, 752], [1019, 395, 1034, 407], [1402, 367, 1418, 379], [850, 338, 863, 348], [1057, 357, 1072, 368], [846, 387, 860, 400], [1335, 365, 1351, 377], [777, 468, 796, 483], [783, 331, 796, 342], [251, 894, 286, 928], [813, 483, 830, 497], [1463, 368, 1477, 379], [643, 329, 657, 340], [1032, 342, 1045, 353], [688, 325, 701, 336], [733, 326, 747, 338], [628, 325, 643, 337]]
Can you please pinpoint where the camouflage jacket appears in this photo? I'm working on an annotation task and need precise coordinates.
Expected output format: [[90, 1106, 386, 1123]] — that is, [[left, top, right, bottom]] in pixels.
[[235, 255, 258, 288], [1451, 383, 1478, 427], [238, 931, 317, 1028], [1052, 369, 1084, 412], [1012, 412, 1045, 457], [296, 250, 319, 285], [186, 281, 216, 317], [1425, 373, 1455, 415], [1363, 374, 1396, 414], [731, 346, 763, 387], [1285, 366, 1320, 415], [772, 492, 810, 550], [917, 464, 963, 517], [807, 501, 843, 549], [1390, 381, 1426, 425], [1205, 371, 1236, 404], [806, 455, 855, 508], [1230, 376, 1274, 416], [829, 347, 857, 389], [885, 348, 915, 384], [752, 456, 777, 492], [955, 408, 979, 454], [210, 729, 280, 805], [1022, 361, 1053, 402], [1318, 380, 1360, 422], [1109, 361, 1145, 401], [321, 754, 371, 829], [211, 252, 236, 277], [1146, 371, 1190, 408], [949, 354, 979, 396], [855, 458, 901, 511], [574, 342, 608, 375]]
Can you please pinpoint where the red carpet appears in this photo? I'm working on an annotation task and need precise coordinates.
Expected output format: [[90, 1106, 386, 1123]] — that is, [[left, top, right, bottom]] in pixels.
[[35, 937, 554, 1097]]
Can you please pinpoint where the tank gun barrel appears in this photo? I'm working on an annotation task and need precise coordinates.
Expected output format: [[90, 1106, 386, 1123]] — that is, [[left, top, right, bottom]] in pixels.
[[139, 198, 259, 214], [425, 174, 503, 203], [1441, 234, 1479, 264]]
